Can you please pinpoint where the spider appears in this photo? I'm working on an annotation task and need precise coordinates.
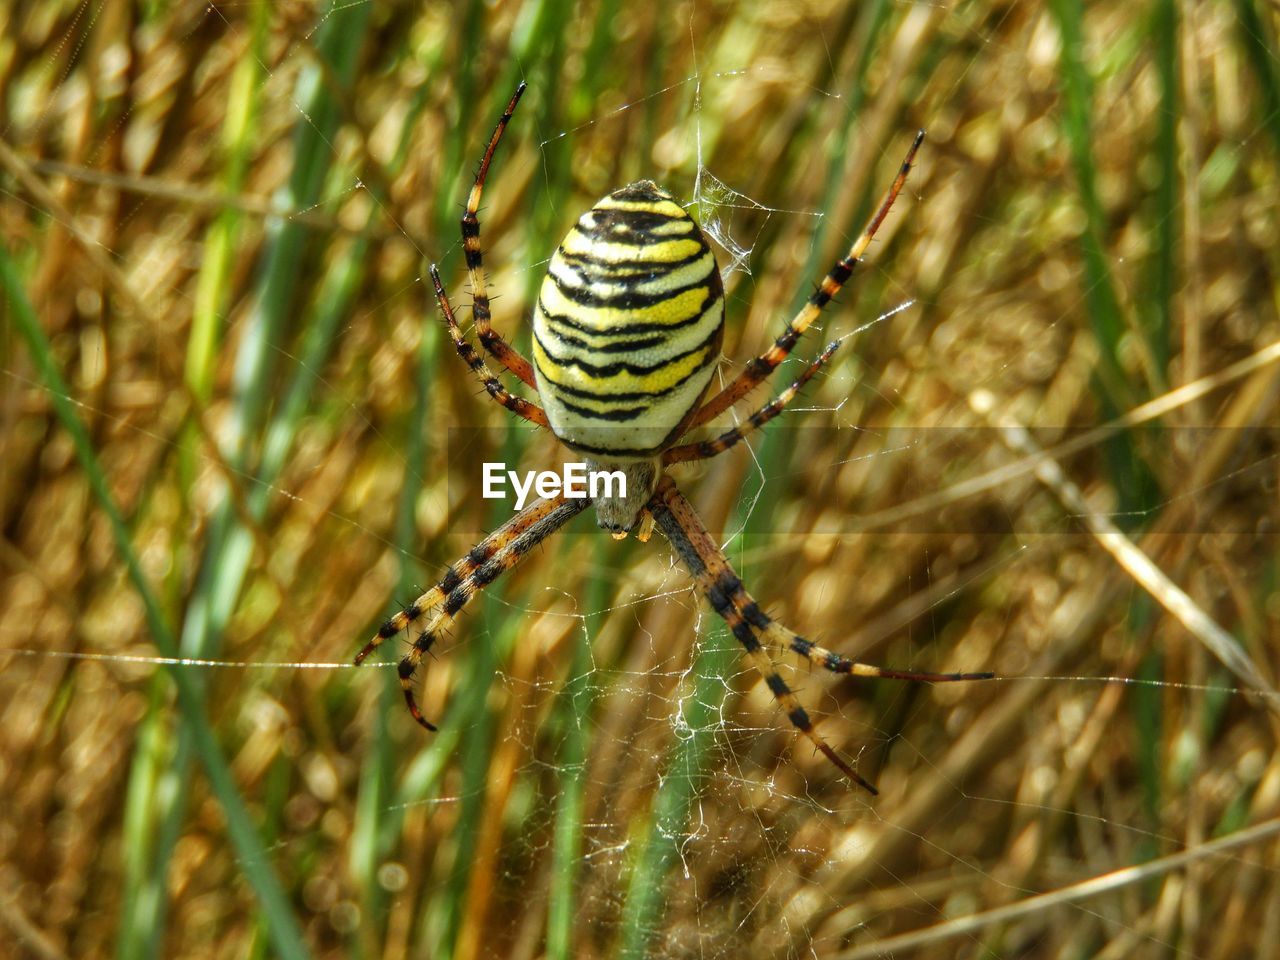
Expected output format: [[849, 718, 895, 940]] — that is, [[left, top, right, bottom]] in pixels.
[[357, 82, 992, 794]]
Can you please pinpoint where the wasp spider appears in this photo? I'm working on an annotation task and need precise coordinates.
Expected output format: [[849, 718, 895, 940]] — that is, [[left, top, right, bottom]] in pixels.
[[357, 83, 992, 793]]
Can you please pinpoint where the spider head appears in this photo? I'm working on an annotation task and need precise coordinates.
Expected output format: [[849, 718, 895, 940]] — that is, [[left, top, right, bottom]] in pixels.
[[584, 457, 661, 534]]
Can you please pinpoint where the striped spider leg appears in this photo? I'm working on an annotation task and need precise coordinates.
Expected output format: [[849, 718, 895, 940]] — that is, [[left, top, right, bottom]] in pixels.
[[664, 336, 846, 465], [459, 81, 538, 389], [356, 494, 589, 730], [430, 263, 549, 429], [647, 475, 993, 794], [687, 130, 925, 430]]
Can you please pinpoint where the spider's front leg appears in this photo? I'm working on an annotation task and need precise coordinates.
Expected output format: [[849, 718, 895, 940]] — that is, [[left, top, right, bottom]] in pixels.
[[687, 131, 924, 430], [357, 494, 589, 729], [431, 264, 548, 428], [665, 337, 844, 465], [460, 81, 539, 389]]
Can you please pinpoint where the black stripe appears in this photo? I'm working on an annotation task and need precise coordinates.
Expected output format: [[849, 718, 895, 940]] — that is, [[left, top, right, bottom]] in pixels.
[[574, 219, 695, 245], [555, 244, 711, 281], [539, 324, 668, 355], [439, 568, 463, 594], [549, 270, 717, 312], [533, 325, 718, 378], [578, 208, 691, 234], [535, 344, 715, 402], [557, 245, 710, 276], [550, 263, 712, 306], [537, 292, 721, 337], [549, 425, 687, 458], [714, 571, 743, 600], [706, 579, 731, 612], [553, 397, 648, 422], [741, 601, 770, 631], [414, 628, 438, 654], [731, 620, 759, 650], [474, 560, 501, 586], [443, 588, 468, 616], [809, 258, 854, 308], [606, 181, 677, 203]]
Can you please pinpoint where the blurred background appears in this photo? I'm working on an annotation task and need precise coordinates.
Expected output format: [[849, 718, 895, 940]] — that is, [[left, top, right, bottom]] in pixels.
[[2, 1, 1279, 958]]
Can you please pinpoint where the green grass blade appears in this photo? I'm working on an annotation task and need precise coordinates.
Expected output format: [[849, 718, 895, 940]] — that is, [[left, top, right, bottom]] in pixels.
[[1, 248, 310, 960], [545, 537, 608, 960], [1234, 0, 1280, 152], [121, 12, 269, 954], [129, 6, 372, 955], [1050, 0, 1161, 525], [616, 626, 736, 959], [1146, 0, 1178, 379], [1048, 0, 1131, 408]]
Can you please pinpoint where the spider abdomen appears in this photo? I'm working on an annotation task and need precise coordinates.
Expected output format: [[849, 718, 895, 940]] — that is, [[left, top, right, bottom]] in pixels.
[[532, 180, 724, 459]]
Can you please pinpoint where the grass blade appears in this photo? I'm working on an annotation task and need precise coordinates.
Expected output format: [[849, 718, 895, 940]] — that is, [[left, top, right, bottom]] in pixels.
[[2, 248, 310, 960]]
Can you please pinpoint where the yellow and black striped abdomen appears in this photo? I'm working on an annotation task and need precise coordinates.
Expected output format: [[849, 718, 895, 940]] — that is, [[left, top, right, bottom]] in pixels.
[[532, 181, 724, 459]]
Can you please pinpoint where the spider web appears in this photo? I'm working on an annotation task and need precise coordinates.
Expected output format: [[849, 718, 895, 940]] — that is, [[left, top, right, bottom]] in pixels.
[[1, 3, 1279, 959]]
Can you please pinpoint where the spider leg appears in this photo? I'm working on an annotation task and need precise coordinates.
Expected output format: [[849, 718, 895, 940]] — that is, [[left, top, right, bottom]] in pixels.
[[355, 495, 567, 665], [647, 475, 879, 793], [395, 496, 587, 729], [355, 495, 588, 688], [736, 604, 995, 684], [431, 265, 549, 428], [686, 131, 924, 431], [461, 81, 539, 390], [663, 337, 843, 466]]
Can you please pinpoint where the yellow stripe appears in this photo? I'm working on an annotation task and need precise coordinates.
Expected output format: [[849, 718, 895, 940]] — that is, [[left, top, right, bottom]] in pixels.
[[541, 278, 712, 329], [648, 220, 697, 236], [533, 337, 714, 396], [592, 196, 687, 218], [560, 228, 701, 264]]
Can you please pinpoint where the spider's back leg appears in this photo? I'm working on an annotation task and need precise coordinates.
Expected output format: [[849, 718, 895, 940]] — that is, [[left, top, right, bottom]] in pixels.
[[355, 496, 590, 725], [647, 476, 879, 792]]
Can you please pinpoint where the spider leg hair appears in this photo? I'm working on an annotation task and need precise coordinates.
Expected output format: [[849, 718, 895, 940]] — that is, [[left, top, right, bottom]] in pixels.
[[687, 131, 924, 430], [461, 80, 539, 389], [647, 475, 879, 794], [430, 265, 549, 428], [664, 337, 844, 465], [356, 495, 590, 729]]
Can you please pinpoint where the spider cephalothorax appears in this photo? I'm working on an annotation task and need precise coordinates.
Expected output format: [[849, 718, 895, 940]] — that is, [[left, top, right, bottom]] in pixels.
[[356, 82, 991, 793]]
